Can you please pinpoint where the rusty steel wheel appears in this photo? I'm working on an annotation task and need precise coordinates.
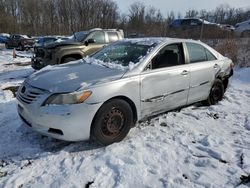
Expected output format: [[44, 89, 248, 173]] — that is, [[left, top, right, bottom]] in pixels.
[[101, 107, 125, 137], [91, 99, 133, 145]]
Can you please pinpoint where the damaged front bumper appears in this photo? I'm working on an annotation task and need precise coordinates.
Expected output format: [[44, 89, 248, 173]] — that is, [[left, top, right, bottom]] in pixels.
[[17, 99, 102, 141]]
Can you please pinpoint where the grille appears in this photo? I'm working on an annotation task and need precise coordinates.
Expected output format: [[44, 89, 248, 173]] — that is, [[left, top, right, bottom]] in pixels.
[[17, 84, 46, 104], [35, 48, 45, 58]]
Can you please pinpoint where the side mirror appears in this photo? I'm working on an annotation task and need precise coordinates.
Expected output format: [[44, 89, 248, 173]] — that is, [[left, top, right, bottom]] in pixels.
[[85, 38, 96, 46], [145, 62, 152, 71]]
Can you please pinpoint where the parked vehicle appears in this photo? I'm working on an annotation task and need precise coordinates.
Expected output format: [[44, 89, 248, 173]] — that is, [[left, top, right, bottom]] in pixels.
[[235, 19, 250, 37], [169, 18, 220, 30], [168, 18, 233, 39], [31, 28, 124, 70], [219, 24, 235, 31], [0, 33, 10, 43], [34, 36, 60, 48], [17, 38, 234, 145], [5, 34, 35, 50]]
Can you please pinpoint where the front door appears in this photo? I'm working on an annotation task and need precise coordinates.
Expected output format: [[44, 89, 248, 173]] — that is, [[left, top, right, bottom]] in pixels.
[[84, 31, 106, 55], [140, 43, 190, 118]]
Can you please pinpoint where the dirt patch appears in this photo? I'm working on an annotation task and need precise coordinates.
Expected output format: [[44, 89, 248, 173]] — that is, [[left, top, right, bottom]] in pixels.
[[239, 175, 250, 185], [2, 86, 19, 97], [85, 181, 94, 188]]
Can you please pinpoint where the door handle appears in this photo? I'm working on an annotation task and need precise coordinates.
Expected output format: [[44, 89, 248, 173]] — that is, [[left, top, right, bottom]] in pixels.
[[181, 70, 189, 75], [214, 64, 219, 69]]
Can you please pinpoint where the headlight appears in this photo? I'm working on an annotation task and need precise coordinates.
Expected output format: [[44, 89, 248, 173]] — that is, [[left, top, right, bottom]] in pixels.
[[43, 91, 92, 105]]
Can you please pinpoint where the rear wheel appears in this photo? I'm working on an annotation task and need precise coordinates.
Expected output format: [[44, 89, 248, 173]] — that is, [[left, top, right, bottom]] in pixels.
[[91, 99, 133, 145], [203, 79, 224, 106]]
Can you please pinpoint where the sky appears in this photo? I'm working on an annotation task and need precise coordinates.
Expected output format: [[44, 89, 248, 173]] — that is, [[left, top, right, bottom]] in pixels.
[[113, 0, 250, 17]]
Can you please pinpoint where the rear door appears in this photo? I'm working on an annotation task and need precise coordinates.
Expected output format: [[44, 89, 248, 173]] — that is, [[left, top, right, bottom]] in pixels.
[[140, 43, 190, 117], [184, 42, 218, 104]]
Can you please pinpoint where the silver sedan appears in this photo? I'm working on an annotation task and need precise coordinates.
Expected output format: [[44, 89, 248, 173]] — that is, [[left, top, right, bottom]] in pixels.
[[17, 38, 234, 145]]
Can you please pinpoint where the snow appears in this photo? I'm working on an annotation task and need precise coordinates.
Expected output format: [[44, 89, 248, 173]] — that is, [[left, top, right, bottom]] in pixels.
[[84, 57, 129, 71], [0, 44, 250, 187], [20, 35, 31, 39]]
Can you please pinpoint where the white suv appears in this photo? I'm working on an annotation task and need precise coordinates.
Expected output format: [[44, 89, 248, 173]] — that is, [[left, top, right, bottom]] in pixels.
[[235, 19, 250, 37]]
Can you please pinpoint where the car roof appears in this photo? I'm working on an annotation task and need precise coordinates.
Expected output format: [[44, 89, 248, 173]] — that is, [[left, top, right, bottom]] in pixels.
[[122, 37, 203, 46]]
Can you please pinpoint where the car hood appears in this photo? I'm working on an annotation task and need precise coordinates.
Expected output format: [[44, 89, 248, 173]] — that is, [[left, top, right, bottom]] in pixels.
[[26, 61, 125, 93], [45, 39, 82, 49]]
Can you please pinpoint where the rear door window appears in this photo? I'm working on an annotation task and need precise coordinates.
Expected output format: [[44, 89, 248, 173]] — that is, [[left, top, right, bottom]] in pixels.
[[107, 32, 119, 43], [186, 43, 207, 63], [186, 42, 217, 63], [205, 48, 217, 61]]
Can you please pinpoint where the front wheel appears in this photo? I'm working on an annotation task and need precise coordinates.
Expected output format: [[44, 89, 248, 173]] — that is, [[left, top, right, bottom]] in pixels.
[[203, 79, 224, 106], [91, 99, 134, 145]]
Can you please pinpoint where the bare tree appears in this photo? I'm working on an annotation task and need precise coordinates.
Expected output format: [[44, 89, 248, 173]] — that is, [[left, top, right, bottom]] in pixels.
[[0, 1, 249, 38]]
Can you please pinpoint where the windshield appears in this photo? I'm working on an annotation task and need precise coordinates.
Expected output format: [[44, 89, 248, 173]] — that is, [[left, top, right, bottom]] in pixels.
[[89, 41, 157, 69], [71, 31, 88, 42]]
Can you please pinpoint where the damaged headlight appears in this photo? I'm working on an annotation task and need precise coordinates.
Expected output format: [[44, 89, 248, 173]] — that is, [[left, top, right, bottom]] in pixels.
[[43, 91, 92, 105]]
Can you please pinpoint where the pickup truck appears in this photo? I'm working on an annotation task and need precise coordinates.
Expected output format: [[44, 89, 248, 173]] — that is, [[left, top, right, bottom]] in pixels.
[[31, 28, 124, 70], [5, 34, 35, 50]]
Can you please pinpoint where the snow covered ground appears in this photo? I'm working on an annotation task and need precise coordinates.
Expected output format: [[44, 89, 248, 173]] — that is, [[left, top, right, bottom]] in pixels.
[[0, 44, 250, 187]]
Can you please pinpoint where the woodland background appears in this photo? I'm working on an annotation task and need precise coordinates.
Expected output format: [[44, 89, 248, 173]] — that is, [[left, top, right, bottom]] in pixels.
[[0, 0, 250, 37]]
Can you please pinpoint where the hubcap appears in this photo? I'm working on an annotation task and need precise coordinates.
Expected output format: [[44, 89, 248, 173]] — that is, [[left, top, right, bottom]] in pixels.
[[102, 108, 124, 137]]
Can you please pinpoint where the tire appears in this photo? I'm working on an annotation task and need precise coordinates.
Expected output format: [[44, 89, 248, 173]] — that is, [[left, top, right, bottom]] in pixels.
[[32, 62, 43, 70], [203, 79, 224, 106], [91, 99, 134, 145], [223, 78, 229, 93], [5, 43, 9, 49], [62, 57, 77, 64]]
